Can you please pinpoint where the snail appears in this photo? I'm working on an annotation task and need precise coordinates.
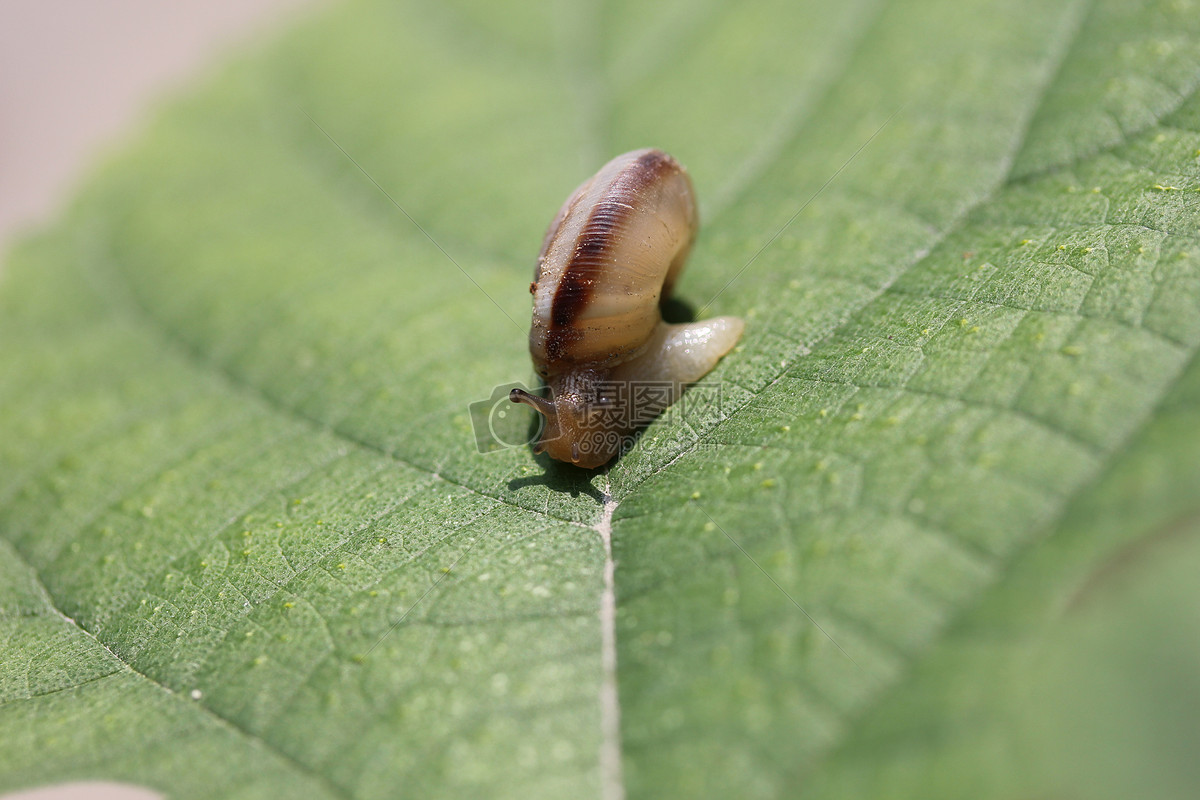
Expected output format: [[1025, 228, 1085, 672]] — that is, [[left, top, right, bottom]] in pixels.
[[510, 148, 744, 468]]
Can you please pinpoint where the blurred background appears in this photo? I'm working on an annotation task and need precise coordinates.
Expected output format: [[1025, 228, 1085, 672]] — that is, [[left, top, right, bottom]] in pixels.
[[0, 0, 317, 254], [0, 4, 315, 800]]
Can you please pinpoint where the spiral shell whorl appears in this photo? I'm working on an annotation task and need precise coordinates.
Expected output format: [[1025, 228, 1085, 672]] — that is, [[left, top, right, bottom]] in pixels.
[[530, 148, 697, 377]]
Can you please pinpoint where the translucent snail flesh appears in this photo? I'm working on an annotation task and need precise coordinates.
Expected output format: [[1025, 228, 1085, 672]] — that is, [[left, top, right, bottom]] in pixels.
[[511, 148, 744, 468]]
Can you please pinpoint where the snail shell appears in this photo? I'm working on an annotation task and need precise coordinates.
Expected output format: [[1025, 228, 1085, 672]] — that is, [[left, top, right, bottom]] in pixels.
[[511, 148, 744, 468]]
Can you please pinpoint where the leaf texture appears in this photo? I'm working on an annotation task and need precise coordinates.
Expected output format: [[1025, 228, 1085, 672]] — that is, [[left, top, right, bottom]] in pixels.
[[1, 0, 1198, 798]]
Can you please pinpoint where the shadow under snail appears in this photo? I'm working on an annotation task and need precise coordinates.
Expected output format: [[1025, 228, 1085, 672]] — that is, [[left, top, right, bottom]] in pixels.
[[510, 148, 744, 469]]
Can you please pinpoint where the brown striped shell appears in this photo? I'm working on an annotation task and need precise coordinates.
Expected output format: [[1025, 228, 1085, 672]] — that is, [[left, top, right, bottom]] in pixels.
[[512, 149, 744, 468], [530, 149, 697, 375]]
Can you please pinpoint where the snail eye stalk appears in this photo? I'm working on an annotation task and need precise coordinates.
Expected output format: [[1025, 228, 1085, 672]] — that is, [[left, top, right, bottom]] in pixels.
[[510, 388, 555, 419]]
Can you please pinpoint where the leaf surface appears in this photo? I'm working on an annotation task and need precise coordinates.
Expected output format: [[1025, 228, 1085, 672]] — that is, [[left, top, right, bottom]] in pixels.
[[1, 0, 1198, 798]]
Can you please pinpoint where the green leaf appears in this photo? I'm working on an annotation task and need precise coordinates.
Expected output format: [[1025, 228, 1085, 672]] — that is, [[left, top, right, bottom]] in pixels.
[[2, 0, 1198, 798]]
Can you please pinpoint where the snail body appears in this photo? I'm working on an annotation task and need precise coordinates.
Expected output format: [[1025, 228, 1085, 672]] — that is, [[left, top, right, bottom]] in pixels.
[[511, 148, 744, 468]]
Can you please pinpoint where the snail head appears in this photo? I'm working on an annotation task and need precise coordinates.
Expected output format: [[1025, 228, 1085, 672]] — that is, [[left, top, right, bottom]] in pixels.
[[509, 384, 622, 469]]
